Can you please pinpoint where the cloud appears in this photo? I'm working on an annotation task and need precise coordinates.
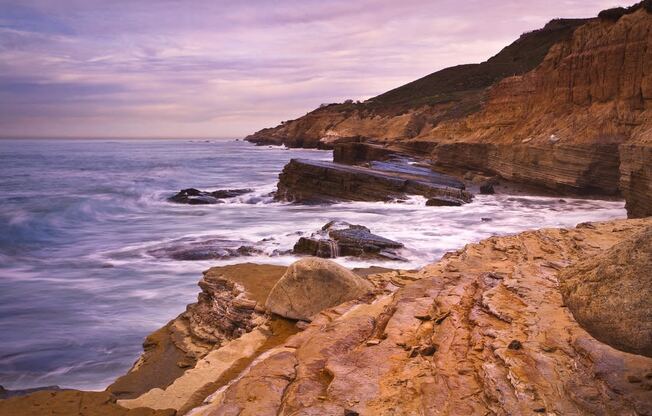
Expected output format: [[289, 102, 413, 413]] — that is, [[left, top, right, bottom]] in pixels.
[[0, 0, 635, 138]]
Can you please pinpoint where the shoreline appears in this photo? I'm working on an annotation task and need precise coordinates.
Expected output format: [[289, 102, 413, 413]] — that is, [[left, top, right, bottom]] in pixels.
[[3, 217, 650, 415]]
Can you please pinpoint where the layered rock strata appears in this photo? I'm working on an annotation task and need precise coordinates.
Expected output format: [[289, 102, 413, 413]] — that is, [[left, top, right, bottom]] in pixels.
[[275, 159, 471, 204], [190, 218, 652, 416], [247, 6, 652, 217]]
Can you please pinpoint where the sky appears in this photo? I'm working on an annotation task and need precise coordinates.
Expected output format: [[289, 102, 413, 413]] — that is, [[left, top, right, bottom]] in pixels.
[[0, 0, 635, 139]]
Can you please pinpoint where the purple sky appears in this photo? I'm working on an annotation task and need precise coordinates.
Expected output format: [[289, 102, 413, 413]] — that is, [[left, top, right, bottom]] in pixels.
[[0, 0, 633, 138]]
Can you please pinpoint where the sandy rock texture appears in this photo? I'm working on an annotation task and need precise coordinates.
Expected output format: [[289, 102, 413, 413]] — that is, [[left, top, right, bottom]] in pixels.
[[560, 224, 652, 357], [190, 218, 652, 416], [265, 257, 374, 321]]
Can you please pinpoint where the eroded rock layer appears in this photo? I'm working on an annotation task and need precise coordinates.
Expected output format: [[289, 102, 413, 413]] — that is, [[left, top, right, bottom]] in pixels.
[[247, 6, 652, 217], [191, 218, 652, 416]]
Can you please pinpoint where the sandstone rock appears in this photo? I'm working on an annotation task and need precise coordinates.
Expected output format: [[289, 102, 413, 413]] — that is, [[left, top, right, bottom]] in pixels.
[[0, 390, 175, 416], [560, 226, 652, 357], [190, 218, 652, 415], [265, 258, 373, 320], [333, 141, 398, 164], [620, 143, 652, 218], [168, 188, 252, 204], [247, 9, 652, 215], [275, 159, 471, 204]]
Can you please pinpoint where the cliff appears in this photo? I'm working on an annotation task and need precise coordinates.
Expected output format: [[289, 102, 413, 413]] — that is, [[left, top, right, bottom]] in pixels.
[[247, 3, 652, 217]]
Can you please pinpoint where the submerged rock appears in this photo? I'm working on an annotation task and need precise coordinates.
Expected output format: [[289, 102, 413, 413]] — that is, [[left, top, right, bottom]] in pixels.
[[168, 187, 252, 204], [147, 237, 262, 261], [293, 221, 404, 260], [425, 196, 464, 206], [265, 258, 373, 321], [560, 225, 652, 357]]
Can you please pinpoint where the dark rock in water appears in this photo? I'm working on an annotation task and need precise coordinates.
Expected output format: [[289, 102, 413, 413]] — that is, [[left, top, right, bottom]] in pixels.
[[276, 158, 472, 204], [293, 221, 405, 260], [480, 181, 496, 194], [147, 238, 263, 261], [169, 188, 252, 204], [426, 197, 465, 206]]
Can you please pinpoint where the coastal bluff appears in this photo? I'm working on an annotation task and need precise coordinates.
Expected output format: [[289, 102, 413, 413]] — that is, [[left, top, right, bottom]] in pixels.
[[247, 3, 652, 218]]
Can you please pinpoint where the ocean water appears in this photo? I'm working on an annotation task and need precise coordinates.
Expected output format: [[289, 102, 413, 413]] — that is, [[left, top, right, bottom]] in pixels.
[[0, 139, 626, 391]]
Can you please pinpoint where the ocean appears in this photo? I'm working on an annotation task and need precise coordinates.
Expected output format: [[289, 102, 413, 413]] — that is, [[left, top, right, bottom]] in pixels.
[[0, 138, 625, 391]]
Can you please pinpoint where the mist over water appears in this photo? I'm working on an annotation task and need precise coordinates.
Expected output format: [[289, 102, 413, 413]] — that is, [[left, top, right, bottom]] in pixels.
[[0, 139, 625, 391]]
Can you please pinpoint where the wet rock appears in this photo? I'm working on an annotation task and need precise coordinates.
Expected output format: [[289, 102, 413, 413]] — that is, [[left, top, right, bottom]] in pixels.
[[146, 237, 262, 261], [275, 159, 471, 204], [560, 226, 652, 357], [293, 221, 404, 260], [479, 181, 496, 194], [425, 197, 465, 206], [265, 258, 373, 321], [168, 188, 252, 204]]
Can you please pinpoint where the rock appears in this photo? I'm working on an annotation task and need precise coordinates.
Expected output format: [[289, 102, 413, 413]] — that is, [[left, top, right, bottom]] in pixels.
[[293, 221, 404, 260], [479, 180, 496, 194], [275, 159, 472, 204], [0, 385, 61, 400], [247, 9, 652, 212], [425, 197, 464, 206], [0, 390, 175, 416], [188, 218, 652, 415], [620, 143, 652, 218], [147, 237, 262, 261], [333, 141, 397, 164], [508, 340, 522, 350], [265, 258, 373, 320], [168, 188, 252, 204], [560, 226, 652, 357]]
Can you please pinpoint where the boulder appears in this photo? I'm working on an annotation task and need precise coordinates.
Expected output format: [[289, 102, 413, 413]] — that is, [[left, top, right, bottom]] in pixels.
[[168, 188, 252, 204], [265, 258, 373, 320], [560, 226, 652, 357], [293, 221, 404, 260]]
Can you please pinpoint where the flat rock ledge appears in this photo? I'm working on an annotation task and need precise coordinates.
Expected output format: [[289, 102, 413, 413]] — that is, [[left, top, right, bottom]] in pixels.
[[275, 158, 472, 204]]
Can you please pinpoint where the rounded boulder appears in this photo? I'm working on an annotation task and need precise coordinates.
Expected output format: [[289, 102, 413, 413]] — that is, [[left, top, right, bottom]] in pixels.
[[560, 226, 652, 357], [265, 258, 373, 321]]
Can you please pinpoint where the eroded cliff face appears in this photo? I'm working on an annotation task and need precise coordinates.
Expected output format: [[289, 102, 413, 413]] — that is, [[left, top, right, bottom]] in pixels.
[[247, 7, 652, 216]]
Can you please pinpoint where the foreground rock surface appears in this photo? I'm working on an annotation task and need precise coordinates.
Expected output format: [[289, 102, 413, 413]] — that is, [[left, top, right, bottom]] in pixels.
[[0, 390, 175, 416], [191, 218, 652, 416], [276, 158, 471, 204], [560, 224, 652, 357], [265, 257, 374, 321]]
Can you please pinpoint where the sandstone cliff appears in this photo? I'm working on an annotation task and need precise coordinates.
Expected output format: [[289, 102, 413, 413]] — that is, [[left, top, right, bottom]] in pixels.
[[247, 4, 652, 217]]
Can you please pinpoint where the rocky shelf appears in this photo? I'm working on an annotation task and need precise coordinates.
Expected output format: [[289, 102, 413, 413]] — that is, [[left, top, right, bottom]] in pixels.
[[275, 158, 472, 204]]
